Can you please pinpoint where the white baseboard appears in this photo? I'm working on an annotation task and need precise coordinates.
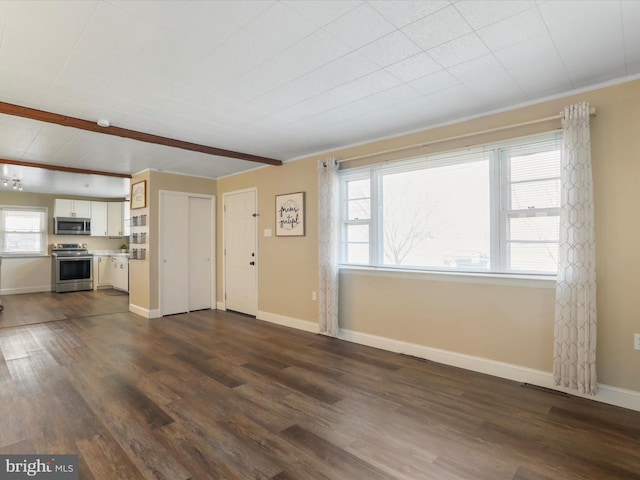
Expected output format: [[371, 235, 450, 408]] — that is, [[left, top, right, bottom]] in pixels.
[[339, 328, 640, 412], [256, 310, 318, 333], [1, 286, 52, 295], [252, 311, 640, 412], [216, 301, 225, 311], [129, 304, 162, 319]]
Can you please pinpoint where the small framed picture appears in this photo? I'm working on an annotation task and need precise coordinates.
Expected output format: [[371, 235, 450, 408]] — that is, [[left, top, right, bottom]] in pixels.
[[131, 180, 147, 209], [275, 192, 305, 236]]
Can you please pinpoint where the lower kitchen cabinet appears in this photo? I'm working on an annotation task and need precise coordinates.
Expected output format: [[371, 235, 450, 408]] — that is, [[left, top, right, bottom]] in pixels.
[[93, 255, 128, 292], [111, 256, 129, 292], [94, 255, 112, 288]]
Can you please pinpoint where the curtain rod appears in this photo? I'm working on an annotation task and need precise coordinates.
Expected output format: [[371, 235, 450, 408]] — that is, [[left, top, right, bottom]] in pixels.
[[339, 107, 597, 163]]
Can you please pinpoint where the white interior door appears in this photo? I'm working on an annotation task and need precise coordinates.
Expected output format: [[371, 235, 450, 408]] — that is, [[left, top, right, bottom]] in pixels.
[[161, 192, 189, 315], [224, 189, 257, 316], [189, 196, 212, 311]]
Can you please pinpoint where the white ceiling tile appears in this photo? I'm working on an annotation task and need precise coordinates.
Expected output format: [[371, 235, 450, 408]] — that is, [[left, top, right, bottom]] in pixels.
[[0, 115, 43, 158], [161, 2, 245, 50], [464, 72, 525, 108], [369, 0, 451, 28], [23, 124, 80, 161], [175, 3, 318, 93], [0, 67, 52, 105], [428, 33, 490, 68], [402, 5, 472, 50], [248, 51, 380, 114], [448, 54, 505, 83], [552, 27, 626, 87], [539, 0, 621, 35], [324, 3, 396, 49], [132, 30, 214, 80], [213, 30, 352, 106], [477, 7, 547, 52], [0, 1, 96, 79], [408, 70, 460, 95], [63, 2, 160, 78], [454, 0, 536, 29], [385, 52, 442, 82], [197, 0, 277, 28], [300, 84, 422, 128], [282, 0, 362, 27], [359, 31, 422, 67], [105, 0, 185, 27]]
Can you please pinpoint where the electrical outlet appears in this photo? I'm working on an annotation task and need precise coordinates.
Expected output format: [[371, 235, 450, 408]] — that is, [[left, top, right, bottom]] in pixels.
[[635, 333, 640, 350], [312, 291, 317, 301]]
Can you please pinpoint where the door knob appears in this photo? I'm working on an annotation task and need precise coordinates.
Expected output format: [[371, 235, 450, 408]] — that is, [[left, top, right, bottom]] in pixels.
[[249, 261, 255, 265]]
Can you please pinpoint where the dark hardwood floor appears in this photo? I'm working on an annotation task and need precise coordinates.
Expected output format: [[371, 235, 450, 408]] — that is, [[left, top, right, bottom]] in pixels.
[[0, 292, 639, 479]]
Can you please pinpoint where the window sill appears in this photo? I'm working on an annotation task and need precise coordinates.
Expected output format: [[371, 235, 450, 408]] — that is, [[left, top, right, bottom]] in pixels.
[[339, 265, 556, 289], [1, 253, 50, 259]]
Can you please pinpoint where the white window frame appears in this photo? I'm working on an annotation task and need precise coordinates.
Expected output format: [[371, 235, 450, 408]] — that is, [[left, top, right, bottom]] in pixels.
[[0, 206, 49, 256], [339, 131, 562, 276]]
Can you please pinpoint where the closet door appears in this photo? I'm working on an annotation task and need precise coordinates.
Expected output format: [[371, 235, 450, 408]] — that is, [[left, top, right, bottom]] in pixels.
[[160, 193, 190, 315], [160, 192, 214, 316], [188, 196, 212, 311]]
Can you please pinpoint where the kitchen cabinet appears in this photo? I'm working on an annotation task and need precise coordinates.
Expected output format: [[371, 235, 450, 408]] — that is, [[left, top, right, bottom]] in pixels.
[[91, 201, 108, 236], [111, 256, 129, 292], [94, 255, 112, 289], [123, 201, 130, 236], [54, 199, 92, 218], [107, 202, 125, 236], [90, 202, 126, 237]]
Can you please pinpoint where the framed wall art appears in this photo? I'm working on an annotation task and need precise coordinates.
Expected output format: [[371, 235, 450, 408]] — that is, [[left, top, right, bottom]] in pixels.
[[275, 192, 305, 236], [131, 180, 147, 209]]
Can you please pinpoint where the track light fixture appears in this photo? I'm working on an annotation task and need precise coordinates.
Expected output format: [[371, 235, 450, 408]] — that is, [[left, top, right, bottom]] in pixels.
[[2, 177, 22, 191]]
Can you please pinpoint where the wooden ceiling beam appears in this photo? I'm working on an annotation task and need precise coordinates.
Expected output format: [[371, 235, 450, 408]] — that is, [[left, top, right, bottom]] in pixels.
[[0, 158, 132, 178], [0, 101, 283, 166]]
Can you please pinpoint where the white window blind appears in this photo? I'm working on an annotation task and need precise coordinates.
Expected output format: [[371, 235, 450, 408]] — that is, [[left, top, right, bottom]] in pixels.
[[0, 207, 48, 255]]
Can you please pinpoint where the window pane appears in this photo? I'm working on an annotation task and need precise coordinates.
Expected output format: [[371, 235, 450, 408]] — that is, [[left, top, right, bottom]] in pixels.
[[510, 150, 560, 182], [510, 216, 559, 241], [5, 233, 42, 253], [346, 179, 370, 220], [382, 157, 490, 269], [348, 199, 370, 220], [511, 179, 560, 209], [347, 224, 369, 243], [347, 179, 370, 199], [6, 211, 43, 231], [346, 225, 369, 264], [509, 242, 558, 273]]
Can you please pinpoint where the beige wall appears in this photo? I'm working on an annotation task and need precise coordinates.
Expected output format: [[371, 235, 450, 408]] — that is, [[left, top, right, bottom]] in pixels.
[[216, 160, 318, 320], [129, 170, 216, 313], [214, 79, 640, 394]]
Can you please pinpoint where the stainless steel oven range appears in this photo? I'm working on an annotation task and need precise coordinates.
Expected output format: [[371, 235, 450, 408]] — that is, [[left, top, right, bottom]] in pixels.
[[51, 243, 93, 293]]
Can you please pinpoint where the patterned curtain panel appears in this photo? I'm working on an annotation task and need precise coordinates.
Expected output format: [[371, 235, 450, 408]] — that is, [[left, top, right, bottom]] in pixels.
[[318, 159, 340, 337], [554, 102, 598, 395]]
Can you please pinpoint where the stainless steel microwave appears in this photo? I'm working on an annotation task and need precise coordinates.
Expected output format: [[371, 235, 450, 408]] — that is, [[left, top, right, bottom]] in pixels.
[[54, 217, 91, 235]]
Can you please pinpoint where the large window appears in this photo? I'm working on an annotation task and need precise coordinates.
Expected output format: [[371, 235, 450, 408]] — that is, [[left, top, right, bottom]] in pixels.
[[0, 207, 48, 255], [340, 132, 561, 275]]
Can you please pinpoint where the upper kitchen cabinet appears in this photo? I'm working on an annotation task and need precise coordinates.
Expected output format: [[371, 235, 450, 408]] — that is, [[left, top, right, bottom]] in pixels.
[[91, 201, 108, 236], [54, 199, 92, 218], [90, 201, 128, 237], [107, 202, 124, 236]]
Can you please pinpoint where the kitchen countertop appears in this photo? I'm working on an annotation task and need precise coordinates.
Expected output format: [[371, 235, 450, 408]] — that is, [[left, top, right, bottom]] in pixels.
[[91, 251, 130, 258]]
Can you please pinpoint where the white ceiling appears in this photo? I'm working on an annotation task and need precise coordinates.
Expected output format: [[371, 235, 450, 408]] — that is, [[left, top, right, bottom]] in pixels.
[[0, 0, 639, 197]]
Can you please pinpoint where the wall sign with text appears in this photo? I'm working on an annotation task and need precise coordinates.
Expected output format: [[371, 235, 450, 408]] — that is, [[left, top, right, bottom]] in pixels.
[[275, 192, 305, 236]]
